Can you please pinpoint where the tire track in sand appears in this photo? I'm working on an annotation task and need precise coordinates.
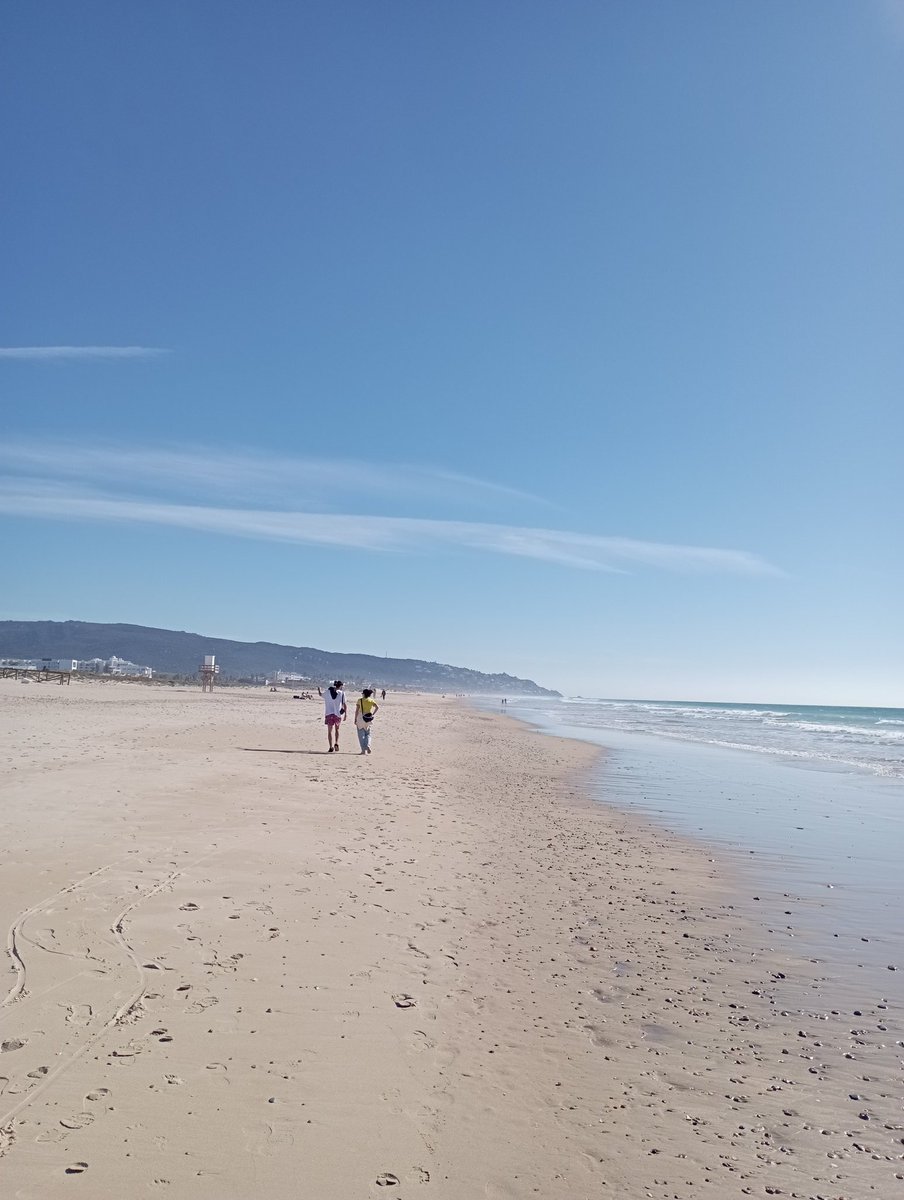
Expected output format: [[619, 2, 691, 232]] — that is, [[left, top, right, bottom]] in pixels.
[[0, 850, 214, 1135], [2, 863, 116, 1009]]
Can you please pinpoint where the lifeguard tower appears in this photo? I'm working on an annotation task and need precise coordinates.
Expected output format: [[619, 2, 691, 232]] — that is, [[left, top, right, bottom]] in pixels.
[[199, 654, 219, 692]]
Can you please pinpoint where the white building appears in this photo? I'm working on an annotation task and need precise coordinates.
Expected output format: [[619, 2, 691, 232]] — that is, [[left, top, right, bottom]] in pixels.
[[1, 656, 151, 676], [77, 658, 107, 674], [106, 656, 153, 678], [74, 656, 153, 678]]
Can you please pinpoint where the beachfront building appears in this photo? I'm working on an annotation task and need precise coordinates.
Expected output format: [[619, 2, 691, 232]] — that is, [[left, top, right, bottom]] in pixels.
[[3, 653, 154, 678], [274, 670, 311, 684], [106, 655, 153, 677], [0, 657, 77, 671], [77, 656, 154, 677]]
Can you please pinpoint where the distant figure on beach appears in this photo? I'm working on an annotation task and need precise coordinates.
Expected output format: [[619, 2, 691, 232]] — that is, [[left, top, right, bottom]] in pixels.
[[354, 688, 379, 755], [381, 688, 386, 700], [324, 680, 346, 752]]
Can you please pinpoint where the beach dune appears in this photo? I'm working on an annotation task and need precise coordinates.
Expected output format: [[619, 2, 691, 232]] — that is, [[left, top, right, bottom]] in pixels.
[[0, 680, 901, 1198]]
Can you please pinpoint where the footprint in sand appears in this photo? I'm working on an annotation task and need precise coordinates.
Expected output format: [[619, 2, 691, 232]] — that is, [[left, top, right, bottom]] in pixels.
[[111, 1041, 143, 1065], [179, 902, 200, 911], [62, 1003, 94, 1027], [1, 1039, 28, 1053], [37, 1112, 95, 1144], [392, 994, 417, 1009], [186, 995, 218, 1014], [64, 1162, 89, 1175], [85, 1088, 111, 1103], [246, 1121, 295, 1154], [60, 1113, 94, 1131], [376, 1173, 401, 1186]]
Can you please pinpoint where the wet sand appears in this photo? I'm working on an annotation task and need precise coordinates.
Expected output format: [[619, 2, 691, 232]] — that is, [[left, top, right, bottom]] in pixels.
[[1, 679, 902, 1198], [506, 706, 904, 1007]]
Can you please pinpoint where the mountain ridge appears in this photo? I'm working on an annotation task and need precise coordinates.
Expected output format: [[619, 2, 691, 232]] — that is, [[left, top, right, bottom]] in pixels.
[[0, 620, 560, 696]]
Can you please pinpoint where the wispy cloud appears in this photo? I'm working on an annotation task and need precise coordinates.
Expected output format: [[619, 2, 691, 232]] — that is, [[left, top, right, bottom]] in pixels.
[[0, 346, 169, 360], [0, 442, 781, 575], [0, 482, 782, 577], [0, 441, 548, 510]]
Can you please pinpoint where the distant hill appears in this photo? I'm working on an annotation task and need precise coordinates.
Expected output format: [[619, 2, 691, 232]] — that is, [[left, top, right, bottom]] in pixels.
[[0, 620, 560, 696]]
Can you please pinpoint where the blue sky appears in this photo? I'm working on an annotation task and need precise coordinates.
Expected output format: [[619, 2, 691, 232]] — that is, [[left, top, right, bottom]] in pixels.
[[2, 1, 902, 704]]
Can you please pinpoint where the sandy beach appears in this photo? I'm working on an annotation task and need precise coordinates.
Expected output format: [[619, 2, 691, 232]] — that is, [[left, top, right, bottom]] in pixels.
[[1, 679, 901, 1199]]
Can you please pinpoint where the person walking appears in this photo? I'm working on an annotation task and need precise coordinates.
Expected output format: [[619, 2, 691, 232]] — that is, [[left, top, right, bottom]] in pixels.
[[354, 688, 379, 755], [323, 680, 346, 752]]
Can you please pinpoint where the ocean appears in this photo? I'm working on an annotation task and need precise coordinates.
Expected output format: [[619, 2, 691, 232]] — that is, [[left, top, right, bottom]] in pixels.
[[543, 697, 904, 779], [496, 695, 904, 1006]]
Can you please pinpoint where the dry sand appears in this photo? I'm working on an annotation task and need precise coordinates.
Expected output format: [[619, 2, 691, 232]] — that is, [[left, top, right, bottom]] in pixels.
[[0, 678, 901, 1199]]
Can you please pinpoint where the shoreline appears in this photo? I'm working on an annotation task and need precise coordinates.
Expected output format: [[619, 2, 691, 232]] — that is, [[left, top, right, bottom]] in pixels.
[[498, 699, 904, 1006], [1, 680, 902, 1198]]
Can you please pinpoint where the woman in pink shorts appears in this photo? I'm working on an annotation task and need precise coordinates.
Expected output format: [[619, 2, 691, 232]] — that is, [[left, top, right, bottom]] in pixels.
[[323, 680, 346, 752]]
